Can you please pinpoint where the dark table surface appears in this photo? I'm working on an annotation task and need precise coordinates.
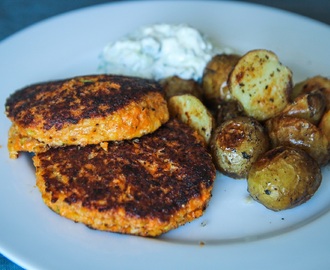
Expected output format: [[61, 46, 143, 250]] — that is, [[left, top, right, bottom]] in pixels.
[[0, 0, 329, 269], [1, 0, 330, 42]]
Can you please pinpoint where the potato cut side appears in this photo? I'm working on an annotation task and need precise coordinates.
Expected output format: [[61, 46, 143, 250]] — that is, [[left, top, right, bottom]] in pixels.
[[168, 94, 214, 144], [228, 49, 292, 121]]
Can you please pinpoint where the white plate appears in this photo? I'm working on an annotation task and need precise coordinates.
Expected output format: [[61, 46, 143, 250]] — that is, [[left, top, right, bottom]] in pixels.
[[1, 1, 330, 269]]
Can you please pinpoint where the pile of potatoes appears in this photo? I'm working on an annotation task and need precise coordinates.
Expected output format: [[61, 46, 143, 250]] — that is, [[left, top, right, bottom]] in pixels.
[[160, 49, 330, 211]]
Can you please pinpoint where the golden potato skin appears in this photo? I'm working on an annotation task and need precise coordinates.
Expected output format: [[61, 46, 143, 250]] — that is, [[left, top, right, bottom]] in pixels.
[[292, 76, 330, 110], [319, 110, 330, 144], [280, 90, 326, 125], [210, 116, 269, 179], [266, 116, 330, 166], [202, 54, 240, 110], [228, 49, 293, 121], [247, 146, 322, 211], [159, 76, 203, 101]]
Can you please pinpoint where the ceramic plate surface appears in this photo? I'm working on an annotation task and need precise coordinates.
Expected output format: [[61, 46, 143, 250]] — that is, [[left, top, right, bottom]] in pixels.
[[0, 1, 329, 269]]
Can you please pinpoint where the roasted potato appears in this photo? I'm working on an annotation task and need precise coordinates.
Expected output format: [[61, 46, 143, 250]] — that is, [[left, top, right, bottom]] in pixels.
[[280, 90, 326, 125], [266, 115, 330, 166], [202, 54, 240, 109], [247, 146, 322, 211], [159, 75, 203, 100], [167, 94, 214, 144], [319, 110, 330, 143], [228, 49, 293, 121], [215, 100, 245, 126], [210, 116, 269, 179], [292, 76, 330, 109]]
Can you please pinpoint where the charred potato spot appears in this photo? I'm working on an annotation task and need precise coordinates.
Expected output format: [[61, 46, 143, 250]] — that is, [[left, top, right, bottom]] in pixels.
[[167, 94, 214, 144], [266, 116, 330, 166], [247, 146, 322, 211], [202, 54, 240, 110], [228, 49, 292, 121], [210, 116, 269, 179]]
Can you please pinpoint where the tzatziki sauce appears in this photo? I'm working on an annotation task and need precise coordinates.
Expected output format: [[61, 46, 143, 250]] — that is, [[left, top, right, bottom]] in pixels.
[[99, 24, 231, 81]]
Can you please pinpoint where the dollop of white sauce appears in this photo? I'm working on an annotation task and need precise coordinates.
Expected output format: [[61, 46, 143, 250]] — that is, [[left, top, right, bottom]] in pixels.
[[99, 24, 231, 81]]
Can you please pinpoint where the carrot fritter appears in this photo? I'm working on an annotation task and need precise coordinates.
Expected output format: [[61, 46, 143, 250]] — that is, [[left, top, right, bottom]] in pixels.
[[6, 74, 169, 158], [33, 119, 216, 237]]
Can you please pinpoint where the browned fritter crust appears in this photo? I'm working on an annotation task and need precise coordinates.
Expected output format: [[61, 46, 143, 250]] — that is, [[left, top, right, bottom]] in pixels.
[[6, 74, 169, 158], [33, 119, 216, 237]]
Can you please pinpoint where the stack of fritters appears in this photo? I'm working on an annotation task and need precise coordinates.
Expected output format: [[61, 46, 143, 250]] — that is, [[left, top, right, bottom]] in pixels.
[[5, 74, 216, 237]]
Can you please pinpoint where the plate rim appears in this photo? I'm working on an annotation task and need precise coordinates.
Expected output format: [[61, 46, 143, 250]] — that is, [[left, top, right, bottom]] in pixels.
[[0, 1, 329, 269]]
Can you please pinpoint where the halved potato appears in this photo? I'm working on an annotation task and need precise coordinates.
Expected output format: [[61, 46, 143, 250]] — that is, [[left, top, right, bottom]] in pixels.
[[228, 49, 293, 121], [167, 94, 214, 144]]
